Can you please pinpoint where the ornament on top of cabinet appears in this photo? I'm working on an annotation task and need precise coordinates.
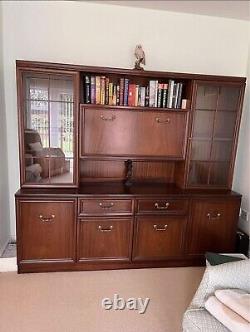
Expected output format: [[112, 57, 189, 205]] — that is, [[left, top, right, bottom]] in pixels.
[[134, 45, 145, 70]]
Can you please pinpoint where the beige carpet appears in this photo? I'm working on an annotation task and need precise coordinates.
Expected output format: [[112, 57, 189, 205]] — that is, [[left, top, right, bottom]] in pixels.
[[0, 267, 204, 332]]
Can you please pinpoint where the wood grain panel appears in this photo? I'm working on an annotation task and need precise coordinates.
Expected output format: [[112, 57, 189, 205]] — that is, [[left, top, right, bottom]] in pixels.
[[18, 200, 76, 262], [82, 109, 188, 158], [186, 199, 241, 255], [133, 216, 186, 261], [78, 198, 133, 216], [80, 160, 175, 182], [77, 217, 132, 261]]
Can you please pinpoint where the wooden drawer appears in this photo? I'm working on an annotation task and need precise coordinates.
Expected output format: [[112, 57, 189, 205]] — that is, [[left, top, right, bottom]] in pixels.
[[186, 199, 240, 255], [78, 199, 133, 216], [133, 216, 186, 261], [17, 200, 76, 262], [137, 199, 188, 215], [82, 108, 188, 159], [77, 217, 132, 261]]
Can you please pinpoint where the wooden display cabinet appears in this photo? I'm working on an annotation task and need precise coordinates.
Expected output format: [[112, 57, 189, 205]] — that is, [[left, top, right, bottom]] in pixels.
[[15, 60, 246, 273]]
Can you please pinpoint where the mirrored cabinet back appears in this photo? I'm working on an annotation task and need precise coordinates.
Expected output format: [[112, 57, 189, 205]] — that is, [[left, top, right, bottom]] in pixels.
[[15, 60, 245, 273]]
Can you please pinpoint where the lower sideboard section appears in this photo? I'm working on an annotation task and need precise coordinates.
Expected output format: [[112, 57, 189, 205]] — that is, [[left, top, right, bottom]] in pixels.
[[15, 194, 241, 273]]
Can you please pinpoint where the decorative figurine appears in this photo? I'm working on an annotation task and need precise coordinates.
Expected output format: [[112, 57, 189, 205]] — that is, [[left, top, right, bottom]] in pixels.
[[134, 44, 145, 70]]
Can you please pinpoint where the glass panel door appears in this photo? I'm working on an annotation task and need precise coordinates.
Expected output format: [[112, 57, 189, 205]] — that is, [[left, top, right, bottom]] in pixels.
[[22, 72, 76, 185], [188, 82, 241, 188]]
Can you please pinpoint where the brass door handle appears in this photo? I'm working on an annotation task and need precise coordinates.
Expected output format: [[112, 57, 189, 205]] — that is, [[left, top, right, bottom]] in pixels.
[[100, 115, 116, 121], [207, 212, 221, 220], [98, 225, 113, 232], [155, 202, 170, 210], [155, 117, 170, 124], [39, 214, 55, 223], [99, 202, 114, 209], [153, 224, 168, 231]]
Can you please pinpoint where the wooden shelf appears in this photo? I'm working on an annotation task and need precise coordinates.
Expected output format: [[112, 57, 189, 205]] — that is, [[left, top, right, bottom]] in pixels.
[[80, 103, 190, 113]]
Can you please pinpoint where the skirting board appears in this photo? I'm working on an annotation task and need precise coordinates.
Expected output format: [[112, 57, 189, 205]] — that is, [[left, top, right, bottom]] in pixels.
[[0, 257, 17, 272]]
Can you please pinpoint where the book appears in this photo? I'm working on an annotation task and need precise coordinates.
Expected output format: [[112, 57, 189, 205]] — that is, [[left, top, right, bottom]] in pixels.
[[112, 84, 117, 106], [117, 85, 120, 106], [162, 83, 168, 108], [176, 83, 183, 108], [119, 78, 124, 106], [149, 80, 158, 107], [128, 84, 136, 106], [139, 87, 146, 107], [108, 82, 113, 105], [172, 83, 178, 108], [124, 79, 129, 106], [95, 76, 101, 104], [157, 83, 163, 108], [84, 76, 91, 104], [145, 86, 150, 107], [105, 77, 109, 105], [90, 76, 96, 104], [135, 85, 139, 106], [167, 80, 175, 108], [100, 76, 106, 105]]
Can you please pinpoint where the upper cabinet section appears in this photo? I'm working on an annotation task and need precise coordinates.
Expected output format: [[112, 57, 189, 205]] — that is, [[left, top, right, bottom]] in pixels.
[[17, 68, 79, 187], [187, 81, 244, 189]]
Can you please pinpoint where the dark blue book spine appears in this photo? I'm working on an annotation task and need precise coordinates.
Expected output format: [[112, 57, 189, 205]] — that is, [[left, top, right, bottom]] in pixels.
[[85, 75, 91, 104], [123, 79, 129, 106]]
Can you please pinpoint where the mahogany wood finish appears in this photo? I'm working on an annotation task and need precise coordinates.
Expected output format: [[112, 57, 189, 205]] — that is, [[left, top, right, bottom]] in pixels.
[[81, 107, 188, 159], [137, 199, 188, 215], [186, 198, 241, 255], [15, 60, 246, 273], [78, 198, 133, 216], [77, 217, 132, 261], [133, 216, 187, 260], [17, 200, 76, 263]]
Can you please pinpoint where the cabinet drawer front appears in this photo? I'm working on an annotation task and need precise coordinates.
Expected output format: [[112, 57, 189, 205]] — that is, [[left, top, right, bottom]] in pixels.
[[137, 199, 188, 215], [187, 199, 240, 255], [133, 216, 186, 261], [78, 199, 133, 215], [18, 200, 76, 262], [77, 217, 132, 261], [82, 108, 187, 158]]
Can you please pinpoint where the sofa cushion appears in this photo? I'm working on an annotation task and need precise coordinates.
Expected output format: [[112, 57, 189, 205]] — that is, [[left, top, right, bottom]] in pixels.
[[183, 308, 229, 332], [191, 259, 250, 309], [215, 289, 250, 322], [205, 295, 250, 332]]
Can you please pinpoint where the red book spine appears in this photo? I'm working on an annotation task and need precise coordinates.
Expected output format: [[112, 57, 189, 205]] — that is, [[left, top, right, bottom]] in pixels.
[[128, 84, 136, 106]]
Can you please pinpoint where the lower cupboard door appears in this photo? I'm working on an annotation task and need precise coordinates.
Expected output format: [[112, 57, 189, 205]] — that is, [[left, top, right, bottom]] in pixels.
[[77, 217, 133, 261], [133, 216, 186, 261]]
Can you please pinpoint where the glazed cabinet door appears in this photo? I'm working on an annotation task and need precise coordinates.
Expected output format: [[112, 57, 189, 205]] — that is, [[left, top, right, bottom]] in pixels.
[[186, 199, 241, 255], [17, 69, 79, 186], [77, 217, 132, 261], [81, 108, 188, 159], [17, 200, 76, 262], [187, 81, 244, 188], [133, 216, 186, 261]]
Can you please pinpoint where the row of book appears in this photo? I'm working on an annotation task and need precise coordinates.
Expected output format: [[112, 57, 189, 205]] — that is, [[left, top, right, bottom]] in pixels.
[[83, 76, 184, 109]]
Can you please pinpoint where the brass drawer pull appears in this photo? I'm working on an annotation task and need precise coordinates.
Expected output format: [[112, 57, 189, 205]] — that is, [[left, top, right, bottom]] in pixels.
[[155, 117, 170, 124], [207, 212, 221, 220], [100, 115, 116, 121], [155, 202, 170, 210], [154, 224, 168, 231], [98, 225, 113, 232], [99, 202, 114, 209], [39, 214, 55, 223]]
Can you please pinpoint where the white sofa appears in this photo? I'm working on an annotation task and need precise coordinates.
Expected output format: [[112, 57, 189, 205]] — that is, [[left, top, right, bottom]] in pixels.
[[182, 259, 250, 332]]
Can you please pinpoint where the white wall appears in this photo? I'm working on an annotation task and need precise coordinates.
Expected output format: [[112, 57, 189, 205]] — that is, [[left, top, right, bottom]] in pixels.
[[233, 25, 250, 235], [0, 4, 10, 252], [1, 1, 249, 238]]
